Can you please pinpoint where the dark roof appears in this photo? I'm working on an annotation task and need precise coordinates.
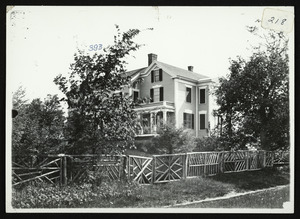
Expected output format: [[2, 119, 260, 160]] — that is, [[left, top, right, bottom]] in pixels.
[[124, 61, 210, 82], [156, 61, 210, 81], [124, 67, 147, 77]]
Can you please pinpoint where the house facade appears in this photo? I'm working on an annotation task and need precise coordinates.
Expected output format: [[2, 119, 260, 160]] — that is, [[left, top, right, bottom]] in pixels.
[[124, 53, 217, 138]]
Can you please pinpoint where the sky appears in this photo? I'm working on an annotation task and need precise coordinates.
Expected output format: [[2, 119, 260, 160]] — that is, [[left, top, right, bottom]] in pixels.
[[7, 6, 294, 103]]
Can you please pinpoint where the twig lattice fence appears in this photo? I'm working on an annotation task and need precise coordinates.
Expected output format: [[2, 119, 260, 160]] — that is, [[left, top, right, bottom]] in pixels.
[[12, 155, 65, 186], [12, 150, 277, 186]]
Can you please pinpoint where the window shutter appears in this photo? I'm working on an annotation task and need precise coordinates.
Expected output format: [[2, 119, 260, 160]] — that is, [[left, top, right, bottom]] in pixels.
[[183, 113, 187, 127], [150, 88, 154, 102], [200, 114, 205, 129], [192, 114, 194, 129], [159, 87, 164, 101], [200, 89, 205, 103], [133, 91, 138, 102], [151, 70, 154, 83], [159, 69, 163, 81], [186, 87, 191, 103]]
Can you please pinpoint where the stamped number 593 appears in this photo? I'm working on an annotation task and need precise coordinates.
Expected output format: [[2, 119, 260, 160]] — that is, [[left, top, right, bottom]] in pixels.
[[89, 44, 102, 51]]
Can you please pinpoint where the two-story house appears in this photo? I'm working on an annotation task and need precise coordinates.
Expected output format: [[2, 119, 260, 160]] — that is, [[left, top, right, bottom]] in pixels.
[[124, 53, 216, 138]]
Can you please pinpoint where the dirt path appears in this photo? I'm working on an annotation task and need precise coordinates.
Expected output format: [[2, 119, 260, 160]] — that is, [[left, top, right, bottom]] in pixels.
[[165, 185, 290, 208]]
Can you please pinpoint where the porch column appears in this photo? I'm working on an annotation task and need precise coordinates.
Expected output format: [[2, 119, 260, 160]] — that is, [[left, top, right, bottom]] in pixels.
[[137, 113, 143, 135], [195, 87, 199, 137], [163, 110, 167, 124], [151, 112, 157, 133]]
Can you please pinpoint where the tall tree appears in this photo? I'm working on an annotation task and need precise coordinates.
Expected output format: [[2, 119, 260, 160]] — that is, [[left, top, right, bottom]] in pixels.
[[12, 86, 29, 154], [215, 24, 289, 151], [54, 26, 147, 154], [12, 91, 66, 155]]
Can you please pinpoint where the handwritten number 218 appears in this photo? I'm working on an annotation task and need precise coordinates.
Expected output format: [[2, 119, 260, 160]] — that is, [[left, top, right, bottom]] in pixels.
[[268, 17, 287, 25], [89, 44, 102, 51]]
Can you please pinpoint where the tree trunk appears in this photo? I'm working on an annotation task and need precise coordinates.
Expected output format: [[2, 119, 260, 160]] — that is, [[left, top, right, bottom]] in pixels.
[[260, 128, 269, 151]]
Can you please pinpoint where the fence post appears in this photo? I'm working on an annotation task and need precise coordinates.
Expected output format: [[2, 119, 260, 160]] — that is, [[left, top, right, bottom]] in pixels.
[[152, 156, 156, 184], [121, 155, 127, 180], [263, 151, 266, 168], [127, 155, 131, 180], [63, 156, 67, 185], [59, 157, 63, 186], [204, 153, 207, 176], [220, 152, 224, 173], [183, 153, 188, 179], [245, 151, 248, 171]]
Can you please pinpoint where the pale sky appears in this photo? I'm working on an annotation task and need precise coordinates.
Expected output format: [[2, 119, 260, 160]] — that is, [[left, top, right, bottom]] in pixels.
[[7, 6, 294, 102]]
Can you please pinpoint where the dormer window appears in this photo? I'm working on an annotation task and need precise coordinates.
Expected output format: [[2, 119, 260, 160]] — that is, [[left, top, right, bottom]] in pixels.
[[151, 69, 163, 83]]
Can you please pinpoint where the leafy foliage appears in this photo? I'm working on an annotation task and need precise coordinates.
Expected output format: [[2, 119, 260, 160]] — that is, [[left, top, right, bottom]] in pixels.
[[12, 88, 66, 155], [152, 123, 196, 154], [54, 26, 146, 154], [12, 181, 142, 208], [194, 136, 224, 152], [214, 24, 289, 151]]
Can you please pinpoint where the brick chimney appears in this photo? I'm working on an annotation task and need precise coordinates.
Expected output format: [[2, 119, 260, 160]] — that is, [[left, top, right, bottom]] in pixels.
[[148, 53, 158, 66], [188, 66, 194, 72]]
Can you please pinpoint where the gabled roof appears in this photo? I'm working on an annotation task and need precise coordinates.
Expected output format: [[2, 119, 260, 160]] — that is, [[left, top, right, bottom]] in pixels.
[[124, 61, 210, 82], [155, 61, 210, 81], [124, 67, 147, 78]]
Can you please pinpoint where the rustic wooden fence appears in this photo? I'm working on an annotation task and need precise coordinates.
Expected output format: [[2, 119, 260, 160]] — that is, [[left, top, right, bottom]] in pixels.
[[127, 150, 275, 184], [273, 151, 290, 165], [12, 150, 279, 186], [12, 155, 65, 186], [67, 154, 126, 184]]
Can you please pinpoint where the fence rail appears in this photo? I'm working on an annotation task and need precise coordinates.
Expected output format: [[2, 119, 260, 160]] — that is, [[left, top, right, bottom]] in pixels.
[[12, 155, 64, 186], [12, 150, 286, 186]]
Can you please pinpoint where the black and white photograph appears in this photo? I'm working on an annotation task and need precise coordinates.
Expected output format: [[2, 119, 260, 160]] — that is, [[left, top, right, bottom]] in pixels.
[[6, 6, 294, 213]]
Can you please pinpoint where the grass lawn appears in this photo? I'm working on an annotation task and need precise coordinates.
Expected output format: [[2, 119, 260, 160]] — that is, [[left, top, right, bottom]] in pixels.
[[89, 167, 289, 208], [176, 185, 290, 208], [209, 167, 290, 192]]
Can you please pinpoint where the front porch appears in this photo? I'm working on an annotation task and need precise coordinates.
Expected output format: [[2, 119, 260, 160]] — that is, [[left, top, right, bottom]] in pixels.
[[134, 101, 175, 136]]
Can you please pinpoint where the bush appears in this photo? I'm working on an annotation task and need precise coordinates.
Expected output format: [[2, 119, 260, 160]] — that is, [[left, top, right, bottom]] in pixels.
[[152, 123, 196, 154], [194, 136, 224, 152], [133, 139, 156, 154], [12, 181, 143, 208]]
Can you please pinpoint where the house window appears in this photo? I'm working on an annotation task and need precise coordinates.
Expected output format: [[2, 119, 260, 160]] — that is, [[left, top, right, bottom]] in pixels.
[[200, 114, 205, 130], [186, 87, 192, 103], [132, 82, 138, 89], [200, 89, 205, 104], [133, 91, 139, 102], [151, 69, 163, 83], [150, 87, 164, 102], [183, 113, 194, 129]]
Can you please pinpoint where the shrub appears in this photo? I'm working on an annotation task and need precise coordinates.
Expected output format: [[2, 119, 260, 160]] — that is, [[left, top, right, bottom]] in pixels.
[[194, 136, 224, 152], [134, 139, 155, 154], [152, 123, 196, 154]]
